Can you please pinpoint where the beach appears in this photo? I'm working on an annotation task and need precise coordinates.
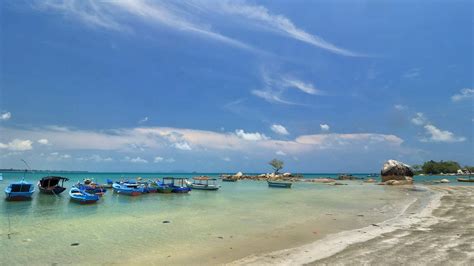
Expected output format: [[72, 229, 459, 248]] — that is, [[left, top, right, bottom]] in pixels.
[[230, 186, 474, 266]]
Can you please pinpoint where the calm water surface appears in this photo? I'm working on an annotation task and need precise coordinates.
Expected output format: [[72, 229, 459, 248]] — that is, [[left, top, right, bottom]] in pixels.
[[0, 172, 456, 264]]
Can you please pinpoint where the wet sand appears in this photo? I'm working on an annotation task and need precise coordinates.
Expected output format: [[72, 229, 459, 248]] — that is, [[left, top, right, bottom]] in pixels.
[[230, 186, 474, 266]]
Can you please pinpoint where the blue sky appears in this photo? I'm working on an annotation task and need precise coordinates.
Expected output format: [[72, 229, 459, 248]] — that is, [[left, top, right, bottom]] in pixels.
[[0, 0, 472, 172]]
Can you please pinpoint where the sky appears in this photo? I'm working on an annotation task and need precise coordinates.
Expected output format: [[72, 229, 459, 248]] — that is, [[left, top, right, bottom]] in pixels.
[[0, 0, 472, 173]]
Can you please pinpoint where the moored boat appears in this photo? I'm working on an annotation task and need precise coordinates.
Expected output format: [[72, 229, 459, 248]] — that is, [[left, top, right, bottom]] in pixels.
[[75, 180, 107, 196], [112, 182, 144, 196], [457, 176, 474, 182], [187, 177, 220, 191], [163, 177, 191, 193], [69, 187, 100, 204], [38, 176, 69, 195], [267, 180, 292, 188], [5, 179, 35, 200]]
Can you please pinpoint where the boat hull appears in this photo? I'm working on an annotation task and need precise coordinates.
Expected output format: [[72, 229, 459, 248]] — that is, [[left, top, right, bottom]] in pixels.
[[171, 186, 191, 193], [5, 192, 34, 201], [69, 187, 99, 204], [112, 184, 142, 196], [267, 181, 292, 188], [157, 186, 173, 193], [188, 185, 219, 191], [38, 186, 67, 195], [457, 178, 474, 182], [222, 178, 237, 182]]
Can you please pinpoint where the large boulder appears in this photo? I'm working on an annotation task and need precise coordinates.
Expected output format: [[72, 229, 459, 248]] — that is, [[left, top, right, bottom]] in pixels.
[[381, 160, 414, 184]]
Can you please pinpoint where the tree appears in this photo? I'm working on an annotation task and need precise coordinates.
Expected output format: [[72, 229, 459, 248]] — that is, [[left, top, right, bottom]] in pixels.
[[269, 159, 284, 174]]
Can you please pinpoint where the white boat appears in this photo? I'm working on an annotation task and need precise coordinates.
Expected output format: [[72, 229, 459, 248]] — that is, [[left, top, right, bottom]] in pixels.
[[186, 177, 220, 191]]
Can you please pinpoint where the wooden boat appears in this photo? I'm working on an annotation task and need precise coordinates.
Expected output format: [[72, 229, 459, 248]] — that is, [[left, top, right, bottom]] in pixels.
[[38, 176, 69, 195], [187, 177, 220, 191], [69, 187, 99, 204], [112, 182, 144, 196], [5, 179, 35, 200], [267, 180, 292, 188], [163, 177, 191, 193], [457, 177, 474, 182]]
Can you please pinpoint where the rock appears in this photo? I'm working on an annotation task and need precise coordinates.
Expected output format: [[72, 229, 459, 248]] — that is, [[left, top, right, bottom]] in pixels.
[[380, 160, 414, 184], [70, 243, 80, 246], [283, 172, 292, 177], [440, 179, 450, 183], [235, 172, 243, 177], [162, 220, 171, 224], [364, 178, 376, 183]]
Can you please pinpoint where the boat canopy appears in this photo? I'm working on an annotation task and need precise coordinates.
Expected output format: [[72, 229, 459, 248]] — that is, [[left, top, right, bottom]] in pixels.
[[39, 176, 69, 187], [10, 183, 33, 192]]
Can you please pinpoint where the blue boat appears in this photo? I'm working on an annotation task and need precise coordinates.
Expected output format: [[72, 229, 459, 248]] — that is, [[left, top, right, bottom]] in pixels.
[[75, 183, 107, 196], [69, 187, 100, 204], [112, 182, 144, 196], [5, 179, 35, 200], [163, 177, 191, 193], [267, 181, 292, 188]]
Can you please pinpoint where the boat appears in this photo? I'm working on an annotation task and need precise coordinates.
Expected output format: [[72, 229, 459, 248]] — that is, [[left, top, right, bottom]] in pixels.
[[102, 179, 114, 188], [267, 180, 292, 188], [38, 176, 69, 195], [457, 176, 474, 182], [154, 180, 174, 193], [5, 179, 35, 200], [163, 177, 191, 193], [112, 181, 144, 196], [69, 187, 100, 204], [75, 180, 107, 196], [186, 177, 220, 191], [366, 173, 378, 177]]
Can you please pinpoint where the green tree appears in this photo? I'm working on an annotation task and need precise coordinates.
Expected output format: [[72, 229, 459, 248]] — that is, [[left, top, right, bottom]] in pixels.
[[269, 159, 284, 174], [421, 160, 461, 174]]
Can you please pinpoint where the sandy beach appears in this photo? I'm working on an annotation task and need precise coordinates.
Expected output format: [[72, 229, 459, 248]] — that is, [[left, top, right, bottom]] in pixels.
[[230, 186, 474, 266]]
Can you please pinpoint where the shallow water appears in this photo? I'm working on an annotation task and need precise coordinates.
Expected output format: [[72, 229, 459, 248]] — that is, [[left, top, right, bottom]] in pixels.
[[0, 172, 439, 264]]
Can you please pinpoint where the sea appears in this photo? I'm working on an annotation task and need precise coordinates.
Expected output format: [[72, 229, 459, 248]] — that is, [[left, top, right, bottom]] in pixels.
[[0, 172, 468, 264]]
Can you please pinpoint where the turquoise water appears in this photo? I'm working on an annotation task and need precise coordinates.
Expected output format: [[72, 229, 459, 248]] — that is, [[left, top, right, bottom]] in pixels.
[[0, 172, 457, 264]]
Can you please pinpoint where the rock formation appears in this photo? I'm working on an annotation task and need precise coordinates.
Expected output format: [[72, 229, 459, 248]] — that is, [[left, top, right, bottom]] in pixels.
[[381, 159, 414, 185]]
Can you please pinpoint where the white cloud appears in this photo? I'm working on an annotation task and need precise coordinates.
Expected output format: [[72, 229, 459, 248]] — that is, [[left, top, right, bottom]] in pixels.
[[212, 1, 361, 56], [320, 124, 330, 131], [125, 156, 148, 163], [451, 88, 474, 102], [165, 158, 175, 163], [394, 104, 407, 110], [282, 78, 322, 95], [0, 126, 405, 158], [154, 156, 164, 163], [422, 124, 466, 143], [138, 116, 149, 124], [411, 112, 427, 126], [223, 156, 231, 162], [276, 150, 286, 156], [48, 152, 72, 160], [0, 112, 11, 121], [251, 89, 295, 105], [270, 124, 289, 135], [78, 155, 113, 162], [235, 129, 269, 141], [38, 0, 255, 52], [37, 139, 49, 145], [173, 142, 192, 150], [0, 139, 33, 151], [402, 68, 421, 79]]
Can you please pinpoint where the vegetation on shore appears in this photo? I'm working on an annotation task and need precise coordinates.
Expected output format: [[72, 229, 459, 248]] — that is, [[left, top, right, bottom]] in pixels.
[[412, 160, 473, 175]]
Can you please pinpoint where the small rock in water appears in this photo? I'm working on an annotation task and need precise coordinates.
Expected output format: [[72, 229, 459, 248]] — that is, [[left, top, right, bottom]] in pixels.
[[371, 224, 379, 227], [162, 220, 171, 224], [70, 243, 80, 246], [218, 236, 224, 239], [357, 214, 364, 217], [22, 239, 32, 243]]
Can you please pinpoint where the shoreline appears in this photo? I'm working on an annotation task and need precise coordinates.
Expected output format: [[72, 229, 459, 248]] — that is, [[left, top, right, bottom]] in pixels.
[[228, 185, 446, 265]]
